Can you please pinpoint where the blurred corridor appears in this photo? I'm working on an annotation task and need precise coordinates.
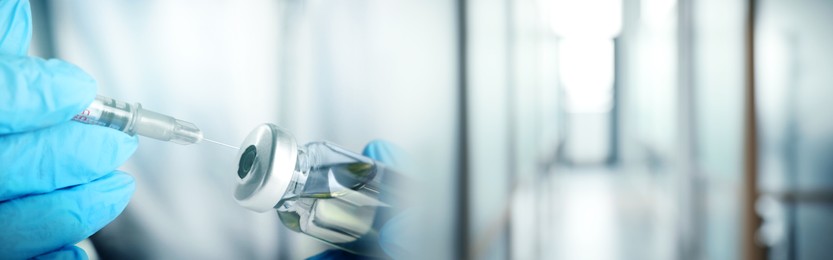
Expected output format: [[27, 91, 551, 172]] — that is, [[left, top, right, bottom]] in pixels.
[[463, 0, 833, 259]]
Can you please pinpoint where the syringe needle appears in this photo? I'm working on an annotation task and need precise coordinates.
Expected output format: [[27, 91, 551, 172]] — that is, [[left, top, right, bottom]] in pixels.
[[204, 138, 239, 150]]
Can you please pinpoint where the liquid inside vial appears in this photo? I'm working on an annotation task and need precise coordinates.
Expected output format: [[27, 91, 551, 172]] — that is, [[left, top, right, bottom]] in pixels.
[[277, 160, 399, 256]]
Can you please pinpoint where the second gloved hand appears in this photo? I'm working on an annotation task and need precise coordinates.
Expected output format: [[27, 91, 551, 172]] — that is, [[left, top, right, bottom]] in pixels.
[[0, 0, 138, 259]]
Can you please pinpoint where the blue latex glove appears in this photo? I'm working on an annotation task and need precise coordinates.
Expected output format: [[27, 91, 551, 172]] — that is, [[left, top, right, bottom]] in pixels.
[[308, 140, 412, 260], [0, 1, 138, 259]]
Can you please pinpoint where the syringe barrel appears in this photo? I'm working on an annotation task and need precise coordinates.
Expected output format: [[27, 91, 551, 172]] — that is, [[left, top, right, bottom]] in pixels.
[[72, 95, 138, 132], [72, 95, 203, 145]]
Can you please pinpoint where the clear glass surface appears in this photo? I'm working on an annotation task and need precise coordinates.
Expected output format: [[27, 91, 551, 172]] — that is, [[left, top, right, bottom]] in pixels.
[[276, 142, 402, 257]]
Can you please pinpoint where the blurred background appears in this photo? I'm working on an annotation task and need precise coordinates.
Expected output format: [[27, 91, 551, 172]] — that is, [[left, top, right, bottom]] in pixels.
[[27, 0, 833, 259]]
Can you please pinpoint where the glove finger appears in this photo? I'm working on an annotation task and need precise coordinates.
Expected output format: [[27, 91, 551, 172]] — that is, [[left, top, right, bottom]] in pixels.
[[0, 171, 134, 260], [0, 0, 31, 55], [379, 209, 417, 259], [0, 122, 137, 201], [0, 55, 96, 134], [362, 140, 404, 167], [32, 245, 87, 260]]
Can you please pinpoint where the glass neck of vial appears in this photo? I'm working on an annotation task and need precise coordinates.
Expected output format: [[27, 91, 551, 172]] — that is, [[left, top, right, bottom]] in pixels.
[[283, 145, 312, 201], [294, 145, 317, 173]]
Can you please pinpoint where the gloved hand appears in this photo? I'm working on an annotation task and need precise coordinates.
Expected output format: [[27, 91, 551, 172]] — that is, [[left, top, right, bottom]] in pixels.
[[0, 0, 138, 259], [308, 140, 413, 260]]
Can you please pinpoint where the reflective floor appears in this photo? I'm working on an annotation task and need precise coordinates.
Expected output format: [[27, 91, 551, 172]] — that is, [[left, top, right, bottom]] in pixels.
[[541, 167, 676, 260]]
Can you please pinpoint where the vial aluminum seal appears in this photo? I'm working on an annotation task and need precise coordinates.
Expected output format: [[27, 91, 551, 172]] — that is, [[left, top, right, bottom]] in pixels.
[[234, 124, 298, 212]]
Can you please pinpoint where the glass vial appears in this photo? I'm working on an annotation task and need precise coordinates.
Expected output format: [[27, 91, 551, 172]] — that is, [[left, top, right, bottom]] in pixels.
[[234, 124, 402, 257]]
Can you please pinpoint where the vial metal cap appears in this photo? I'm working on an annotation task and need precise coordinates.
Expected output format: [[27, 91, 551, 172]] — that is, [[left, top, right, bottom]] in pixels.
[[234, 123, 298, 212]]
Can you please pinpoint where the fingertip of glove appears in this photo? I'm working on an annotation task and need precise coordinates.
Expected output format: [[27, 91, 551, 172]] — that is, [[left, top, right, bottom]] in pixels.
[[96, 171, 136, 197], [32, 245, 87, 260], [363, 139, 404, 166], [43, 59, 97, 116], [0, 123, 139, 195], [0, 57, 97, 133], [74, 123, 138, 167], [80, 171, 135, 210], [379, 210, 415, 259], [39, 59, 96, 91], [363, 140, 392, 158], [79, 172, 134, 235], [112, 131, 139, 158]]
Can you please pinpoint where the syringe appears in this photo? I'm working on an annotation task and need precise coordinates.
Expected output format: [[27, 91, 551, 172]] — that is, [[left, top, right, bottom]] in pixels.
[[72, 95, 237, 149]]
